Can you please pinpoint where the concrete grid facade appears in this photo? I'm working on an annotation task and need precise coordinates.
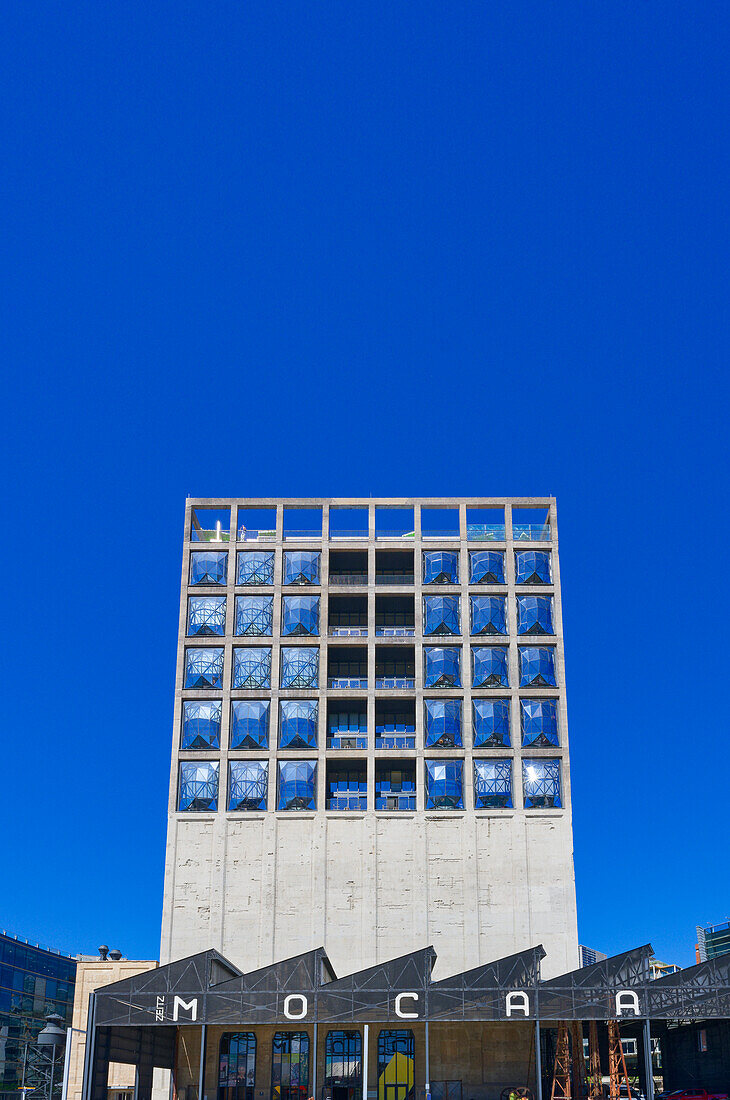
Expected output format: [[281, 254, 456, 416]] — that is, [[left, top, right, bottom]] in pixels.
[[160, 497, 579, 981]]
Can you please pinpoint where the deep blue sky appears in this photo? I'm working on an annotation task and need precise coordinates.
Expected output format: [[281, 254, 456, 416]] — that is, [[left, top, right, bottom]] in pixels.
[[3, 2, 728, 969]]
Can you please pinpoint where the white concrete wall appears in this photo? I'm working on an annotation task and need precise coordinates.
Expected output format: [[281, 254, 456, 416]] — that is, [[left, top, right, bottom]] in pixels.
[[161, 808, 578, 979]]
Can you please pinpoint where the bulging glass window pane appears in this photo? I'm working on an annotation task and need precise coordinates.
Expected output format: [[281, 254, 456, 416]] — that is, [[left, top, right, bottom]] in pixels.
[[283, 551, 320, 585], [280, 647, 319, 688], [520, 699, 559, 746], [422, 551, 459, 585], [470, 596, 507, 636], [189, 550, 228, 586], [237, 551, 274, 585], [230, 700, 270, 749], [188, 596, 227, 637], [471, 646, 509, 687], [469, 550, 505, 584], [185, 647, 224, 689], [516, 595, 554, 635], [472, 699, 510, 747], [424, 699, 463, 747], [474, 760, 512, 808], [425, 760, 464, 809], [423, 596, 460, 636], [515, 550, 552, 585], [233, 647, 272, 689], [178, 761, 219, 811], [228, 761, 268, 811], [423, 647, 461, 688], [279, 700, 318, 748], [277, 761, 317, 810], [235, 596, 274, 636], [523, 759, 562, 808], [181, 700, 221, 749], [282, 596, 320, 637], [519, 646, 557, 687]]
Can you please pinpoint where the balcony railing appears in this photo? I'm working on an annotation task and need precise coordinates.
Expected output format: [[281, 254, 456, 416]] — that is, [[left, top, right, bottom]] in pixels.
[[375, 574, 414, 585], [327, 734, 368, 749], [192, 524, 230, 543], [329, 626, 368, 637], [375, 734, 416, 749], [328, 676, 368, 689], [375, 531, 416, 540], [466, 524, 506, 542], [513, 524, 552, 542], [237, 528, 276, 542], [375, 793, 416, 810], [375, 626, 415, 637], [329, 530, 369, 539], [283, 530, 322, 540], [375, 676, 415, 689], [329, 574, 368, 586], [327, 794, 367, 811]]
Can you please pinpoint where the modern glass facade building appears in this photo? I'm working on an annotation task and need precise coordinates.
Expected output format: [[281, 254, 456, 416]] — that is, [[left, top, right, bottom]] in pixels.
[[161, 498, 579, 981], [0, 930, 76, 1098], [697, 921, 730, 961]]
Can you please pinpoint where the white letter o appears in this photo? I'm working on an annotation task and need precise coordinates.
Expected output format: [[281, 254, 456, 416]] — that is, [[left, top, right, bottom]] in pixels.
[[284, 994, 308, 1020]]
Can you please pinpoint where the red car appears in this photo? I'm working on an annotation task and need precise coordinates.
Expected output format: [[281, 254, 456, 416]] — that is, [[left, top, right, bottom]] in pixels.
[[665, 1090, 728, 1100]]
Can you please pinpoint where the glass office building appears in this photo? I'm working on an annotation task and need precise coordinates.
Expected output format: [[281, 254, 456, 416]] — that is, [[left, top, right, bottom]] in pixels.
[[0, 930, 76, 1098]]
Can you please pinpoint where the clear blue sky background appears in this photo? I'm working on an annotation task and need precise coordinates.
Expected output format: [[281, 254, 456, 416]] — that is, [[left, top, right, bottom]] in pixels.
[[3, 2, 728, 969]]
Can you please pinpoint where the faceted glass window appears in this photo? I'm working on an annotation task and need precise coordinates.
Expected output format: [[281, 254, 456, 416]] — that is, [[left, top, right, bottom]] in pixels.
[[471, 646, 509, 687], [190, 550, 228, 586], [523, 759, 562, 808], [423, 646, 461, 688], [280, 647, 319, 689], [519, 646, 557, 687], [425, 760, 464, 810], [515, 550, 552, 585], [516, 595, 554, 636], [422, 551, 459, 585], [282, 595, 320, 637], [188, 596, 226, 637], [472, 699, 510, 747], [474, 760, 513, 808], [178, 761, 219, 812], [232, 647, 272, 689], [237, 551, 274, 585], [469, 550, 505, 584], [424, 699, 463, 747], [181, 700, 221, 750], [185, 647, 224, 689], [279, 700, 318, 748], [423, 596, 460, 636], [235, 596, 273, 637], [277, 760, 317, 810], [230, 700, 270, 749], [520, 698, 559, 747], [283, 551, 320, 585], [470, 596, 507, 636], [228, 761, 268, 811]]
